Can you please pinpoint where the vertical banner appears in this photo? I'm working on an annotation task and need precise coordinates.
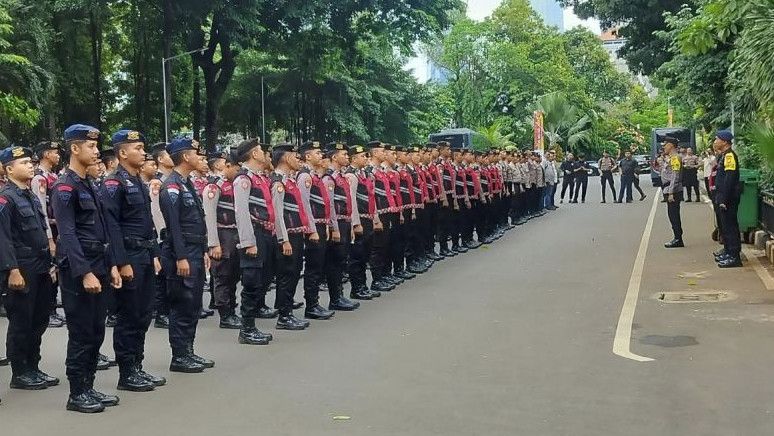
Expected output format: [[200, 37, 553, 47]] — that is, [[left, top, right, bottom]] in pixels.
[[532, 111, 545, 152], [533, 110, 544, 151], [667, 107, 674, 127]]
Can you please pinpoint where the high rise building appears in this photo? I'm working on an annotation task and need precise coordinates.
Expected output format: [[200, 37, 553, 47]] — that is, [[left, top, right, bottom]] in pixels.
[[529, 0, 564, 31]]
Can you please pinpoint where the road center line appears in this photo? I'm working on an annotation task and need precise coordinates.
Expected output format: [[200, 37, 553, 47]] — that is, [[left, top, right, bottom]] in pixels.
[[612, 189, 659, 362]]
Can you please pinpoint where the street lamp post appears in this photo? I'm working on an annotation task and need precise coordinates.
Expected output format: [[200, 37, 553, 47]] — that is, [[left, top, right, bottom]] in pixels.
[[162, 47, 206, 143]]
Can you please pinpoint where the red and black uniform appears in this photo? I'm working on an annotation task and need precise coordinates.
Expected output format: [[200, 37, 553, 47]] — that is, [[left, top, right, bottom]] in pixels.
[[349, 166, 378, 292], [370, 165, 397, 285], [297, 167, 333, 308], [324, 169, 355, 302], [271, 171, 311, 317], [233, 167, 277, 328]]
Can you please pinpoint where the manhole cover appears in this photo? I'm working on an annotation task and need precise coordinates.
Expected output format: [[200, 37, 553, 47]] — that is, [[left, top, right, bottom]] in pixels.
[[655, 291, 736, 303]]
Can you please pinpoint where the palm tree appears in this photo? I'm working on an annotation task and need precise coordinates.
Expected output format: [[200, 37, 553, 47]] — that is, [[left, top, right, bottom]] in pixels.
[[534, 92, 595, 152], [476, 120, 515, 150], [731, 0, 774, 112]]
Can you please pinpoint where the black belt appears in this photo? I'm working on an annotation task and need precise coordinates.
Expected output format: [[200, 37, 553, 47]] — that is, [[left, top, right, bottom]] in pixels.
[[182, 232, 207, 245], [124, 237, 155, 249]]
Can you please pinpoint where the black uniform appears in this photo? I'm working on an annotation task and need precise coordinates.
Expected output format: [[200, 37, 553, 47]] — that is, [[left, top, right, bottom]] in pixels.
[[100, 165, 159, 379], [559, 160, 575, 202], [0, 182, 54, 381], [158, 171, 207, 360], [715, 149, 742, 258], [51, 169, 113, 397]]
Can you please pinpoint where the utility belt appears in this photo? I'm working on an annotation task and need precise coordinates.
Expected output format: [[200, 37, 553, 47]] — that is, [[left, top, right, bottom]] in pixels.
[[123, 236, 156, 250], [252, 219, 275, 233]]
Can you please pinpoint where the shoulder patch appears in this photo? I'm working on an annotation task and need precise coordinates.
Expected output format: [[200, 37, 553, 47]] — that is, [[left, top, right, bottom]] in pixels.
[[206, 185, 217, 200], [723, 152, 737, 171], [670, 156, 681, 171], [104, 179, 121, 197], [57, 184, 73, 204], [0, 195, 7, 213]]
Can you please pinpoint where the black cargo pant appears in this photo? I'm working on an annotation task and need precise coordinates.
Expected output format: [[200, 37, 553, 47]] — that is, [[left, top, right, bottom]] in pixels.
[[407, 208, 425, 266], [561, 176, 575, 201], [163, 254, 205, 357], [4, 268, 53, 376], [275, 233, 304, 316], [212, 228, 240, 312], [113, 250, 155, 374], [350, 218, 374, 291], [239, 227, 273, 329], [601, 170, 617, 201], [304, 223, 328, 307], [425, 202, 439, 254], [60, 269, 107, 396], [574, 177, 588, 202], [437, 197, 454, 251], [719, 198, 741, 257], [665, 191, 684, 241], [370, 212, 393, 281], [326, 220, 351, 301], [390, 212, 407, 273]]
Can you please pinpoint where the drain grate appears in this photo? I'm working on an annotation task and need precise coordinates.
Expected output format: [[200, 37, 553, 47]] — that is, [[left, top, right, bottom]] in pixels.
[[656, 291, 735, 303]]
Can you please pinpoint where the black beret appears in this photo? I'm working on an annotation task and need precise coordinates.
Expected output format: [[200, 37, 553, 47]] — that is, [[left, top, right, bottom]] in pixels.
[[235, 138, 262, 160]]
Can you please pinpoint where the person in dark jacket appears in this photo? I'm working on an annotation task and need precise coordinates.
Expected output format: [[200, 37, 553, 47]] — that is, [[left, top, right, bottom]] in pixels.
[[712, 130, 743, 268]]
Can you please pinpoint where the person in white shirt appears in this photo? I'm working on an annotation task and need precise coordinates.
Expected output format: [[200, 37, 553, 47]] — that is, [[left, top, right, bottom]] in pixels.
[[541, 151, 558, 210]]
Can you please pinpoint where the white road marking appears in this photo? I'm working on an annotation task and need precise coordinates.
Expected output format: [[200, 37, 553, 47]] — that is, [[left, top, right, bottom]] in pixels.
[[612, 189, 659, 362]]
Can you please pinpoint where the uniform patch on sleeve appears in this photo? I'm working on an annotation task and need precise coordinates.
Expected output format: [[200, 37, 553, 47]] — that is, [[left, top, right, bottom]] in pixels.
[[670, 156, 681, 171], [0, 196, 7, 213], [38, 182, 47, 195], [57, 185, 73, 204], [724, 153, 737, 171], [167, 183, 180, 204], [104, 179, 121, 197], [206, 186, 217, 200], [305, 180, 312, 189]]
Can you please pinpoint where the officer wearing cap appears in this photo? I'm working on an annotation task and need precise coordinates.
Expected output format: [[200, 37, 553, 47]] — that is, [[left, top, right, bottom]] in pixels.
[[30, 141, 66, 328], [100, 130, 165, 392], [346, 144, 382, 299], [158, 137, 213, 373], [323, 141, 361, 311], [231, 138, 276, 345], [368, 141, 398, 291], [661, 136, 684, 248], [148, 142, 171, 329], [713, 130, 743, 267], [202, 150, 244, 329], [270, 143, 312, 330], [0, 146, 59, 395], [53, 124, 123, 413], [296, 140, 335, 320]]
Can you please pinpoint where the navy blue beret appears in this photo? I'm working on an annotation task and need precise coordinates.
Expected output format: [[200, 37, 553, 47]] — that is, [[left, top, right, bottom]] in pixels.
[[111, 129, 146, 147], [166, 137, 198, 155], [0, 146, 34, 165], [64, 124, 100, 142]]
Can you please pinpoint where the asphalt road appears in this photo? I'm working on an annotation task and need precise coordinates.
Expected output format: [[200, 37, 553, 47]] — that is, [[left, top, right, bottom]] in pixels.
[[2, 176, 774, 435]]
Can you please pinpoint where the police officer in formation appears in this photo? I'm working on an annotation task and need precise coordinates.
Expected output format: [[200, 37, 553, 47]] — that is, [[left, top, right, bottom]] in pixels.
[[0, 133, 558, 409]]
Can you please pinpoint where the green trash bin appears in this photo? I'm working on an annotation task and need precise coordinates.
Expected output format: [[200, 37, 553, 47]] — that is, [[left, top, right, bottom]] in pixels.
[[737, 168, 760, 233]]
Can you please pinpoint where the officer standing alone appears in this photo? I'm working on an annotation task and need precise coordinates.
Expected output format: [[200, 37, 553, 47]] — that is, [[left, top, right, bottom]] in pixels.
[[713, 130, 743, 268], [661, 137, 684, 248]]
